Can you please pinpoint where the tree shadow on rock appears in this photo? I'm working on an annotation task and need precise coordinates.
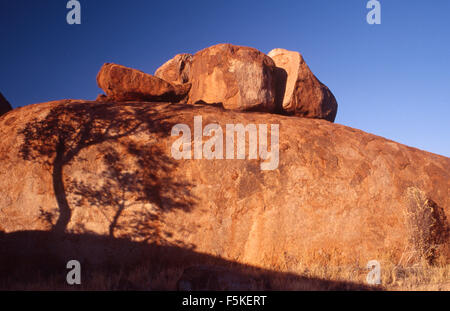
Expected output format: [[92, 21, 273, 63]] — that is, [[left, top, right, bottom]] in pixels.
[[6, 101, 382, 291], [18, 101, 196, 242]]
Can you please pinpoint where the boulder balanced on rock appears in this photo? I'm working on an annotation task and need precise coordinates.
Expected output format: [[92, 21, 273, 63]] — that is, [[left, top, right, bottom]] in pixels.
[[187, 44, 277, 112], [0, 92, 12, 117], [97, 63, 190, 102], [268, 48, 338, 122]]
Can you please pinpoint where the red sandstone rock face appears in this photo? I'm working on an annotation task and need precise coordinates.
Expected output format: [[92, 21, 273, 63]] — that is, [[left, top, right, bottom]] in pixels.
[[97, 63, 190, 102], [0, 100, 448, 270], [155, 53, 193, 85], [268, 48, 338, 122], [0, 92, 12, 117], [188, 44, 277, 112]]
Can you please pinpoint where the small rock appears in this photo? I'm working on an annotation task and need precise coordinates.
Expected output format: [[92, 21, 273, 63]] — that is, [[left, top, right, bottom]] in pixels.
[[155, 53, 193, 85], [96, 94, 108, 102]]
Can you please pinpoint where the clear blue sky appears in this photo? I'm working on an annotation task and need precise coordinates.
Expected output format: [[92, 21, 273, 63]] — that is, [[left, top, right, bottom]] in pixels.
[[1, 0, 449, 157]]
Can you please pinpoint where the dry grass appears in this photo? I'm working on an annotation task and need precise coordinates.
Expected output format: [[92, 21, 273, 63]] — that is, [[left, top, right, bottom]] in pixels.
[[264, 261, 449, 291], [402, 187, 449, 266], [1, 258, 448, 291]]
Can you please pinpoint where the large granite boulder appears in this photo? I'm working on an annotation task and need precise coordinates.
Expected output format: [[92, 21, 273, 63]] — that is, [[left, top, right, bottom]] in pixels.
[[268, 48, 338, 122], [188, 44, 277, 112], [0, 100, 448, 273]]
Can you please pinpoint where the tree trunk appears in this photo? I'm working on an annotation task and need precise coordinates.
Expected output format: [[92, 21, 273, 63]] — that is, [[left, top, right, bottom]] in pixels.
[[52, 145, 71, 235]]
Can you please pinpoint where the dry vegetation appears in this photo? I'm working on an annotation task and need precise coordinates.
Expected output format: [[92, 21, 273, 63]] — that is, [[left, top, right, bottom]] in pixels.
[[1, 256, 448, 291]]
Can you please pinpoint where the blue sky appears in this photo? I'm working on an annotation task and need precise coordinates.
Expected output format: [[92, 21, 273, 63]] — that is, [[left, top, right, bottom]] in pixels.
[[0, 0, 449, 157]]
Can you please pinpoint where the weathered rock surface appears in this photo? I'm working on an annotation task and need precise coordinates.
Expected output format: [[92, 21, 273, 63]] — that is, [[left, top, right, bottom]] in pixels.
[[0, 92, 12, 117], [155, 53, 193, 85], [268, 48, 338, 122], [0, 100, 448, 272], [188, 44, 277, 112], [97, 63, 190, 102]]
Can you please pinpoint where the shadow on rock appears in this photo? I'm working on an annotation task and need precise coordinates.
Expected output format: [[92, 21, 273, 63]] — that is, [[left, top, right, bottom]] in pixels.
[[0, 230, 381, 291], [19, 101, 196, 239]]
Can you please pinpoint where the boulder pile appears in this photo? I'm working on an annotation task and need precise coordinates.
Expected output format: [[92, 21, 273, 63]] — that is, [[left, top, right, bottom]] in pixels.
[[96, 43, 338, 121]]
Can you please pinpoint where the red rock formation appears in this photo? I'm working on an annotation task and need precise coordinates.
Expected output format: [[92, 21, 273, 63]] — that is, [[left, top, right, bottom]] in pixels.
[[268, 48, 338, 122], [97, 44, 339, 122], [97, 63, 190, 102], [187, 44, 277, 112], [155, 53, 193, 85], [96, 94, 108, 102], [0, 100, 448, 270]]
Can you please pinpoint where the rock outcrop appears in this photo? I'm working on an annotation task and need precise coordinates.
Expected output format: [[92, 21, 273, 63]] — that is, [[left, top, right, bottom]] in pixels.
[[97, 63, 190, 102], [0, 92, 12, 117], [96, 45, 339, 122], [0, 100, 448, 272], [187, 44, 277, 112], [155, 53, 193, 85], [268, 48, 338, 122]]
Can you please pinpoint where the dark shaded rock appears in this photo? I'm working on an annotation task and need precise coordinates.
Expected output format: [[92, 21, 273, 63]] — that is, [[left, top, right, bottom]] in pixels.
[[177, 265, 264, 290], [0, 92, 12, 117]]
